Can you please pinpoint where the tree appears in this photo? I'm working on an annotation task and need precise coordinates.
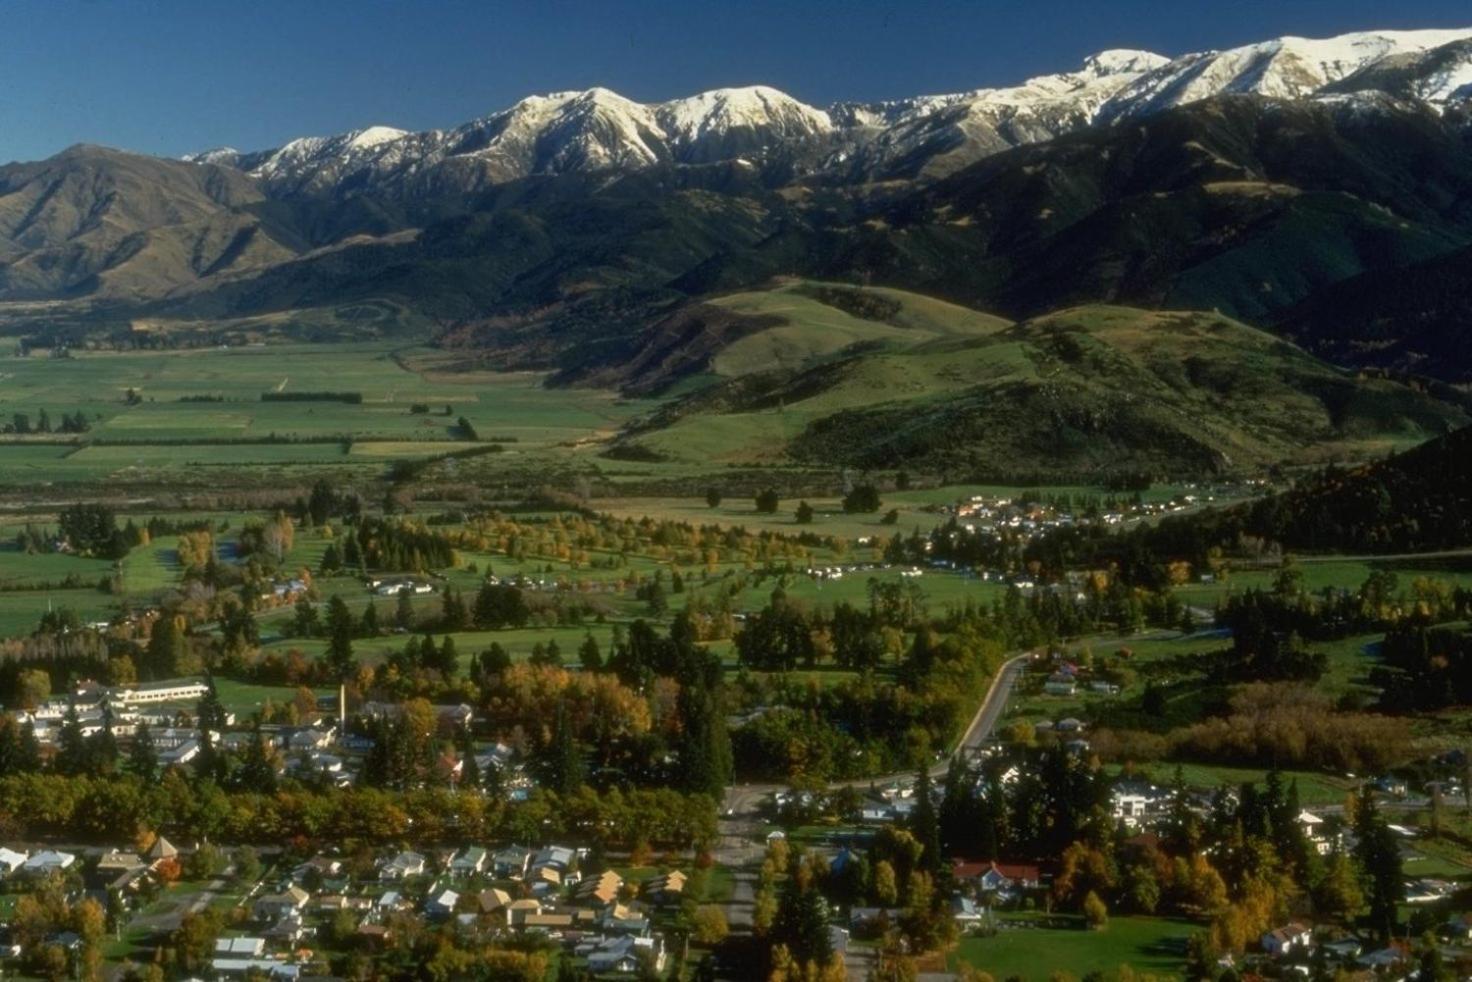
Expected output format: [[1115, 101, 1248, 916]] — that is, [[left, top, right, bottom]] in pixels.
[[1354, 791, 1404, 941], [293, 597, 319, 638], [143, 615, 189, 679], [796, 501, 815, 524], [542, 702, 585, 795], [441, 587, 468, 631], [843, 484, 882, 514], [774, 872, 833, 965], [911, 766, 942, 873], [325, 596, 356, 680], [55, 704, 88, 775], [578, 633, 603, 672], [755, 488, 780, 514], [680, 683, 733, 798], [238, 722, 278, 793], [1083, 890, 1109, 930], [16, 668, 51, 710], [361, 600, 380, 636], [705, 488, 722, 509], [691, 905, 729, 944]]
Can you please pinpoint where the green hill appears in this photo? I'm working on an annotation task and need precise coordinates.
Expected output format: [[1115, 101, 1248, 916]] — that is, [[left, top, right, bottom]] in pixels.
[[566, 278, 1011, 395], [616, 304, 1472, 479]]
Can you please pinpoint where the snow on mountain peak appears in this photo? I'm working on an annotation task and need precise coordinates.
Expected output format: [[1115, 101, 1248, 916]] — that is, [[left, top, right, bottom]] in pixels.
[[347, 126, 409, 149], [185, 24, 1472, 195], [1080, 49, 1171, 78], [657, 86, 832, 140]]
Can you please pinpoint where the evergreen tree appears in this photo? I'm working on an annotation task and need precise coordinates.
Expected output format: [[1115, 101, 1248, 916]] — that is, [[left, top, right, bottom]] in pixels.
[[55, 704, 88, 776], [129, 722, 158, 782], [773, 873, 833, 965], [197, 684, 228, 731], [293, 597, 319, 638], [543, 702, 585, 795], [911, 765, 942, 873], [1354, 791, 1404, 941], [361, 600, 379, 637], [194, 727, 226, 786], [86, 704, 119, 776], [325, 596, 356, 680], [679, 683, 733, 798], [16, 722, 41, 773], [238, 722, 277, 794], [456, 725, 480, 791], [441, 587, 468, 631], [395, 590, 414, 630], [578, 632, 602, 672], [143, 616, 188, 679]]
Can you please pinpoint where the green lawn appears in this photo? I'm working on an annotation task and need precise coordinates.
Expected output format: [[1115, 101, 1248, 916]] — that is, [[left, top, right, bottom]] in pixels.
[[951, 914, 1196, 979]]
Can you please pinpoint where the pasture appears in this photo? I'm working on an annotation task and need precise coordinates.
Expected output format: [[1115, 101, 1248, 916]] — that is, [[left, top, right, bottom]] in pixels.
[[0, 342, 653, 486]]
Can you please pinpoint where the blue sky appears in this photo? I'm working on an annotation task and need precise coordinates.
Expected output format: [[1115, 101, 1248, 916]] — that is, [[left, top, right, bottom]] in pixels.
[[2, 0, 1469, 162]]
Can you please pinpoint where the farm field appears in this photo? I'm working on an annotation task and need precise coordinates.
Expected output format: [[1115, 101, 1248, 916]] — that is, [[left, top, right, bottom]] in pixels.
[[0, 342, 655, 487]]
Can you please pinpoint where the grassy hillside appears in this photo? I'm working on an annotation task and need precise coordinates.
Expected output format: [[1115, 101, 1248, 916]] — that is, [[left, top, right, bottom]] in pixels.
[[618, 304, 1472, 479], [567, 278, 1011, 394]]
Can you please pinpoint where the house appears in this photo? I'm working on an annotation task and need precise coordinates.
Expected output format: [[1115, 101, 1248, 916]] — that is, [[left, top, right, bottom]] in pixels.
[[145, 836, 179, 865], [529, 866, 562, 895], [532, 845, 576, 873], [643, 869, 687, 904], [477, 888, 512, 915], [1261, 922, 1311, 957], [94, 850, 145, 882], [379, 850, 426, 881], [449, 846, 487, 877], [425, 888, 460, 919], [522, 912, 577, 933], [952, 860, 1041, 895], [585, 935, 665, 975], [505, 899, 543, 927], [292, 854, 343, 884], [951, 896, 985, 927], [252, 886, 310, 923], [601, 903, 650, 935], [211, 958, 301, 980], [1043, 675, 1076, 696], [22, 849, 76, 875], [215, 937, 267, 958], [1321, 937, 1362, 960], [574, 869, 623, 908], [159, 739, 200, 767], [0, 847, 27, 876], [491, 845, 532, 878]]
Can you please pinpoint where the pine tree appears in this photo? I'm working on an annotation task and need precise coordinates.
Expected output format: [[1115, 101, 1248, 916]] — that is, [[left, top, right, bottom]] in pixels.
[[361, 600, 379, 637], [293, 597, 319, 638], [1354, 791, 1404, 941], [395, 590, 415, 630], [578, 632, 602, 672], [143, 616, 188, 679], [325, 596, 356, 680], [912, 765, 942, 873], [129, 722, 158, 782], [55, 704, 88, 776], [441, 587, 468, 631], [197, 684, 228, 731], [543, 702, 584, 795], [679, 683, 732, 798], [238, 722, 277, 793]]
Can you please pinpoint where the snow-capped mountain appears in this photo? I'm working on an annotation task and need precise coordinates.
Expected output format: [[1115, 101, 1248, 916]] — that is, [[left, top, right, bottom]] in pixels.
[[1097, 27, 1472, 122], [190, 26, 1472, 196]]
